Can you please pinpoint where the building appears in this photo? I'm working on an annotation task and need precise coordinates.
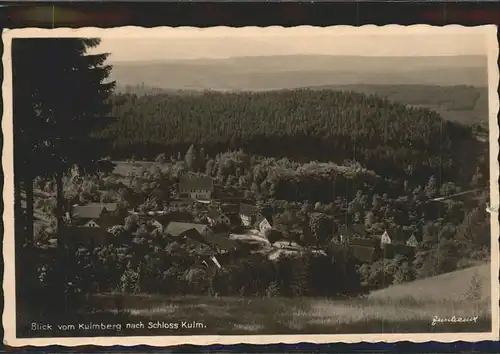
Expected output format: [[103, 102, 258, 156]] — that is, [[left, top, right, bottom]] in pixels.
[[406, 235, 419, 248], [349, 238, 382, 263], [256, 215, 272, 235], [69, 203, 121, 230], [178, 174, 213, 201], [206, 209, 231, 227], [380, 230, 392, 245], [239, 203, 258, 227], [381, 243, 416, 260], [164, 222, 239, 256], [164, 222, 213, 243]]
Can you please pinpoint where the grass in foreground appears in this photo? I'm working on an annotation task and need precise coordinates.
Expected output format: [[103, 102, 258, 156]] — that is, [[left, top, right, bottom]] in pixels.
[[18, 264, 492, 337]]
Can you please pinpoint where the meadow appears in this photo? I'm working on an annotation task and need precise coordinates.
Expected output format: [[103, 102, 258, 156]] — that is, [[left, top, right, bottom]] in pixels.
[[18, 263, 489, 337]]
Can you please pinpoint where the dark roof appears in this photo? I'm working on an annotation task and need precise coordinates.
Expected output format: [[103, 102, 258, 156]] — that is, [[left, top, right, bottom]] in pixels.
[[351, 245, 377, 263], [239, 203, 258, 216], [100, 203, 118, 212], [179, 174, 213, 190], [350, 238, 377, 248], [165, 222, 209, 237], [204, 233, 239, 252], [72, 203, 119, 218], [72, 205, 106, 219], [381, 244, 415, 258]]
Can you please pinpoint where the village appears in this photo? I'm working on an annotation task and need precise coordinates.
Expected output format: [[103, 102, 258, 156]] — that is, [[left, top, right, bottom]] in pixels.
[[34, 164, 420, 272]]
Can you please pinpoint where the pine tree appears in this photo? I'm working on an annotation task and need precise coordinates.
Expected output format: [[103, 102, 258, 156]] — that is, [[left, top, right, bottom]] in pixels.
[[13, 38, 116, 240]]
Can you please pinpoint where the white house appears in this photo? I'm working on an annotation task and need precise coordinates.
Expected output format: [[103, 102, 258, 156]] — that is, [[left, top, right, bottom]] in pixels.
[[178, 174, 213, 201], [258, 216, 272, 235], [380, 230, 392, 245]]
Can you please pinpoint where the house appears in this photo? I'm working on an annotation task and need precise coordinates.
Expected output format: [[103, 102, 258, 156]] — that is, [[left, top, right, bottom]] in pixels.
[[406, 235, 419, 248], [256, 215, 272, 235], [348, 238, 381, 263], [100, 203, 119, 214], [164, 222, 213, 242], [380, 230, 392, 245], [351, 244, 380, 263], [206, 209, 231, 227], [178, 174, 213, 201], [204, 232, 240, 255], [239, 203, 258, 227], [70, 203, 121, 230], [165, 222, 238, 256]]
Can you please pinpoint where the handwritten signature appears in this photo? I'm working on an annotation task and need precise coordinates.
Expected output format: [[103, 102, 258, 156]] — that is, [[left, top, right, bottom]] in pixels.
[[431, 315, 479, 326]]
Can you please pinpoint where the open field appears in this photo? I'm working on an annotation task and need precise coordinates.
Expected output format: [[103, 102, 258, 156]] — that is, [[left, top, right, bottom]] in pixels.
[[369, 262, 491, 302], [18, 263, 491, 337]]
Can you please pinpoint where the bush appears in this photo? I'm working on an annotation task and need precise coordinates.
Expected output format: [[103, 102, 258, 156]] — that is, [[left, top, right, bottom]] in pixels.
[[119, 264, 141, 293], [266, 281, 280, 297], [393, 261, 416, 285], [464, 272, 483, 301]]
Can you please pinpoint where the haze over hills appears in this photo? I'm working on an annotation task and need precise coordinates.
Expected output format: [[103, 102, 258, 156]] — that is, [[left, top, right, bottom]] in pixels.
[[110, 55, 488, 90]]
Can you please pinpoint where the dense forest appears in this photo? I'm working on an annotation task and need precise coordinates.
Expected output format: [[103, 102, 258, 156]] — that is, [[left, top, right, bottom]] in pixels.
[[103, 89, 486, 188]]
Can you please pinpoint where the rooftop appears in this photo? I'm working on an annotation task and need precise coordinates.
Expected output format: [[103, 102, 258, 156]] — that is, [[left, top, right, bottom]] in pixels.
[[72, 205, 106, 219], [179, 174, 213, 190], [165, 222, 209, 237], [72, 203, 119, 219]]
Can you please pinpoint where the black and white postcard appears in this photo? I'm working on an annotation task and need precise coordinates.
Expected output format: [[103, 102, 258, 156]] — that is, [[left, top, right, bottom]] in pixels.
[[2, 25, 499, 346]]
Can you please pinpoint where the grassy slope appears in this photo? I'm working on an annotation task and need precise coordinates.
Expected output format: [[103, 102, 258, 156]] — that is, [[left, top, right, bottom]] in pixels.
[[18, 263, 491, 337], [369, 262, 491, 302]]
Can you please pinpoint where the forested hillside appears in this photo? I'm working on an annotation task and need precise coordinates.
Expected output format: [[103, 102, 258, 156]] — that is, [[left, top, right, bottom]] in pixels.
[[116, 84, 489, 126], [305, 84, 488, 126], [104, 89, 486, 187]]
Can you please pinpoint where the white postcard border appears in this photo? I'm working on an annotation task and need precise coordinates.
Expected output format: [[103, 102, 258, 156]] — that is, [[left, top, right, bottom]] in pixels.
[[2, 25, 499, 347]]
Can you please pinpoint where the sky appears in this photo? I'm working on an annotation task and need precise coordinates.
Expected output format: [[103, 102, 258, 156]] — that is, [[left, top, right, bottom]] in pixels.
[[90, 27, 491, 62]]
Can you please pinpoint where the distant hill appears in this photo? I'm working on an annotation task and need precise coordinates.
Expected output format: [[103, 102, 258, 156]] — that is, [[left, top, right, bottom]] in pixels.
[[110, 55, 488, 90]]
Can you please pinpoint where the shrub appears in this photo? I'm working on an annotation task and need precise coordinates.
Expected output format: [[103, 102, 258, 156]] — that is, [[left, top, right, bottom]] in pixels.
[[266, 281, 280, 297], [119, 264, 141, 293], [464, 271, 483, 301]]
